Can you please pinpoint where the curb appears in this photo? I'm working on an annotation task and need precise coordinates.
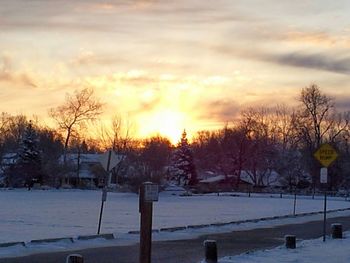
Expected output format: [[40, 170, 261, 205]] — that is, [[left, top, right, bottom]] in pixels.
[[158, 207, 350, 233], [128, 230, 140, 235], [30, 237, 74, 244], [0, 233, 115, 248], [77, 234, 115, 241], [0, 242, 25, 248], [160, 226, 187, 232]]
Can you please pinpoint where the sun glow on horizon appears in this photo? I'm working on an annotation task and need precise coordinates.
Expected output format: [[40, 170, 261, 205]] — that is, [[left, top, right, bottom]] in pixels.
[[138, 109, 192, 145]]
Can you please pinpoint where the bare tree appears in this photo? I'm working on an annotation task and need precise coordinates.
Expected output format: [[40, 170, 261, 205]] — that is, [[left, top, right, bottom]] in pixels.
[[295, 84, 349, 189], [296, 84, 336, 149], [49, 88, 103, 164]]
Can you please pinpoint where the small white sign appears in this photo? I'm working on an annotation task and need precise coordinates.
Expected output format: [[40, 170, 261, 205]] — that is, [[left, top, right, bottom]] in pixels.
[[320, 168, 328, 184], [144, 184, 159, 202], [102, 189, 107, 202]]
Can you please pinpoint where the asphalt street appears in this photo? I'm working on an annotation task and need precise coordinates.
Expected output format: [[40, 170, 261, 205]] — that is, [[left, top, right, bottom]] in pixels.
[[2, 215, 350, 263]]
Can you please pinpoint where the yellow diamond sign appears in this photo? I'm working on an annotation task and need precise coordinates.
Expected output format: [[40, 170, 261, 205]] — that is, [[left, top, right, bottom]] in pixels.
[[314, 143, 338, 167]]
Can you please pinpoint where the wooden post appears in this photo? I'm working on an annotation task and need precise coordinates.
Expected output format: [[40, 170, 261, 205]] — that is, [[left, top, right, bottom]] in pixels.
[[139, 183, 155, 263], [331, 223, 342, 239], [66, 254, 84, 263], [285, 235, 296, 249], [204, 240, 218, 263]]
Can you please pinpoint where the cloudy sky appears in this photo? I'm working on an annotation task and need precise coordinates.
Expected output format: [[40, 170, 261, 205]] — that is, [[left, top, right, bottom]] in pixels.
[[1, 0, 350, 142]]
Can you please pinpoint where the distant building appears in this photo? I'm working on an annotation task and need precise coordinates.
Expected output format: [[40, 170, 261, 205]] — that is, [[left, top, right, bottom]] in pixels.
[[0, 153, 18, 176], [59, 153, 124, 187], [197, 170, 282, 192], [59, 153, 102, 187]]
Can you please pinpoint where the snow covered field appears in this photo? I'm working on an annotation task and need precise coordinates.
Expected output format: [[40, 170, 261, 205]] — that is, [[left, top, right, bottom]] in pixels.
[[219, 232, 350, 263], [0, 189, 349, 244]]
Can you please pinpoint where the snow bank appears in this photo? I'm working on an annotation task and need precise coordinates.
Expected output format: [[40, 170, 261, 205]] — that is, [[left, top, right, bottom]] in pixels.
[[220, 232, 350, 263]]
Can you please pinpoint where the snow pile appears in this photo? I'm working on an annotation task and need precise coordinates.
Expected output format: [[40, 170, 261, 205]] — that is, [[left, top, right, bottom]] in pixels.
[[220, 233, 350, 263]]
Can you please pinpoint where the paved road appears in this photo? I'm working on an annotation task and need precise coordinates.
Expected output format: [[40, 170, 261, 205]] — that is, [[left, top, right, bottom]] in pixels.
[[2, 215, 350, 263]]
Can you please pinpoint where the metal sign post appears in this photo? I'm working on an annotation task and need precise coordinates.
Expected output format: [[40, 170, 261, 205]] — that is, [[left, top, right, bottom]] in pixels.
[[97, 188, 108, 234], [314, 144, 338, 243], [139, 182, 159, 263], [97, 150, 111, 235], [293, 189, 297, 216], [323, 188, 327, 242], [321, 167, 328, 242]]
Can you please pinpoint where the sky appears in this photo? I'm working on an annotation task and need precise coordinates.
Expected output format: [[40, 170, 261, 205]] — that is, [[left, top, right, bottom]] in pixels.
[[1, 0, 350, 143]]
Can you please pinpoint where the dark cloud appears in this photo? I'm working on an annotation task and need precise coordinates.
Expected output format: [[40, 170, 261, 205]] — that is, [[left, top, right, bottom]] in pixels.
[[0, 0, 155, 33], [334, 96, 350, 112], [197, 99, 240, 122], [271, 52, 350, 75], [0, 56, 37, 88], [212, 45, 350, 75]]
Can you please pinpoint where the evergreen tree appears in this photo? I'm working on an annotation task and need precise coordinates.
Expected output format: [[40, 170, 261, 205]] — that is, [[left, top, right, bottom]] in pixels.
[[168, 130, 197, 186], [17, 121, 43, 187]]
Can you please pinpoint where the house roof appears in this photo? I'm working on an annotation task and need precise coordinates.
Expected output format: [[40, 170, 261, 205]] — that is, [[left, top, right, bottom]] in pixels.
[[240, 170, 282, 187], [1, 153, 18, 165], [199, 170, 282, 187], [60, 153, 102, 164], [199, 174, 234, 183]]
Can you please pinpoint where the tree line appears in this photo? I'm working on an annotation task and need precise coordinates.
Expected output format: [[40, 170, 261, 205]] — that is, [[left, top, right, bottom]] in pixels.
[[0, 84, 349, 192]]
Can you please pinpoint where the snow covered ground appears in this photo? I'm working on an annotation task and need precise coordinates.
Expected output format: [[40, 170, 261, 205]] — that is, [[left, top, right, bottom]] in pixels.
[[219, 232, 350, 263], [0, 189, 350, 259], [0, 189, 349, 244]]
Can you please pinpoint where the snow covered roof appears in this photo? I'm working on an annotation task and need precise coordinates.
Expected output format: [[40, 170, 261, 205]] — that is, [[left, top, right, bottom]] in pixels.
[[240, 170, 282, 187], [1, 153, 18, 165], [199, 174, 234, 183], [164, 184, 186, 191], [60, 153, 102, 164], [199, 170, 282, 187]]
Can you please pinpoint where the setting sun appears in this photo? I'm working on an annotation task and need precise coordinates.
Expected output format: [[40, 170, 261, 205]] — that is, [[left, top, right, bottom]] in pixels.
[[138, 109, 188, 145]]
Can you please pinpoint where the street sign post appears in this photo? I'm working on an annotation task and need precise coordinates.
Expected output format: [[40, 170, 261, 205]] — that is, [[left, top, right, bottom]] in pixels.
[[100, 150, 123, 186], [313, 143, 338, 168], [97, 150, 123, 234], [100, 150, 122, 172], [314, 144, 338, 242]]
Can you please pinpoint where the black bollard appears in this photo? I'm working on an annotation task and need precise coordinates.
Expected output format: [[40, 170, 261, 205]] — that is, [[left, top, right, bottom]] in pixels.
[[66, 254, 84, 263], [331, 223, 343, 239], [204, 240, 218, 263], [285, 235, 296, 249]]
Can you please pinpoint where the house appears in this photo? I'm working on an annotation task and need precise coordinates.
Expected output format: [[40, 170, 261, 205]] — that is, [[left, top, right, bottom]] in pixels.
[[240, 170, 282, 188], [0, 153, 18, 186], [197, 170, 282, 192], [60, 153, 124, 187], [59, 153, 102, 187], [1, 153, 17, 170]]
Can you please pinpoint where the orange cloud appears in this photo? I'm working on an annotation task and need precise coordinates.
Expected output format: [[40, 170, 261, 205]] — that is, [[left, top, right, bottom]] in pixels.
[[286, 30, 350, 48]]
